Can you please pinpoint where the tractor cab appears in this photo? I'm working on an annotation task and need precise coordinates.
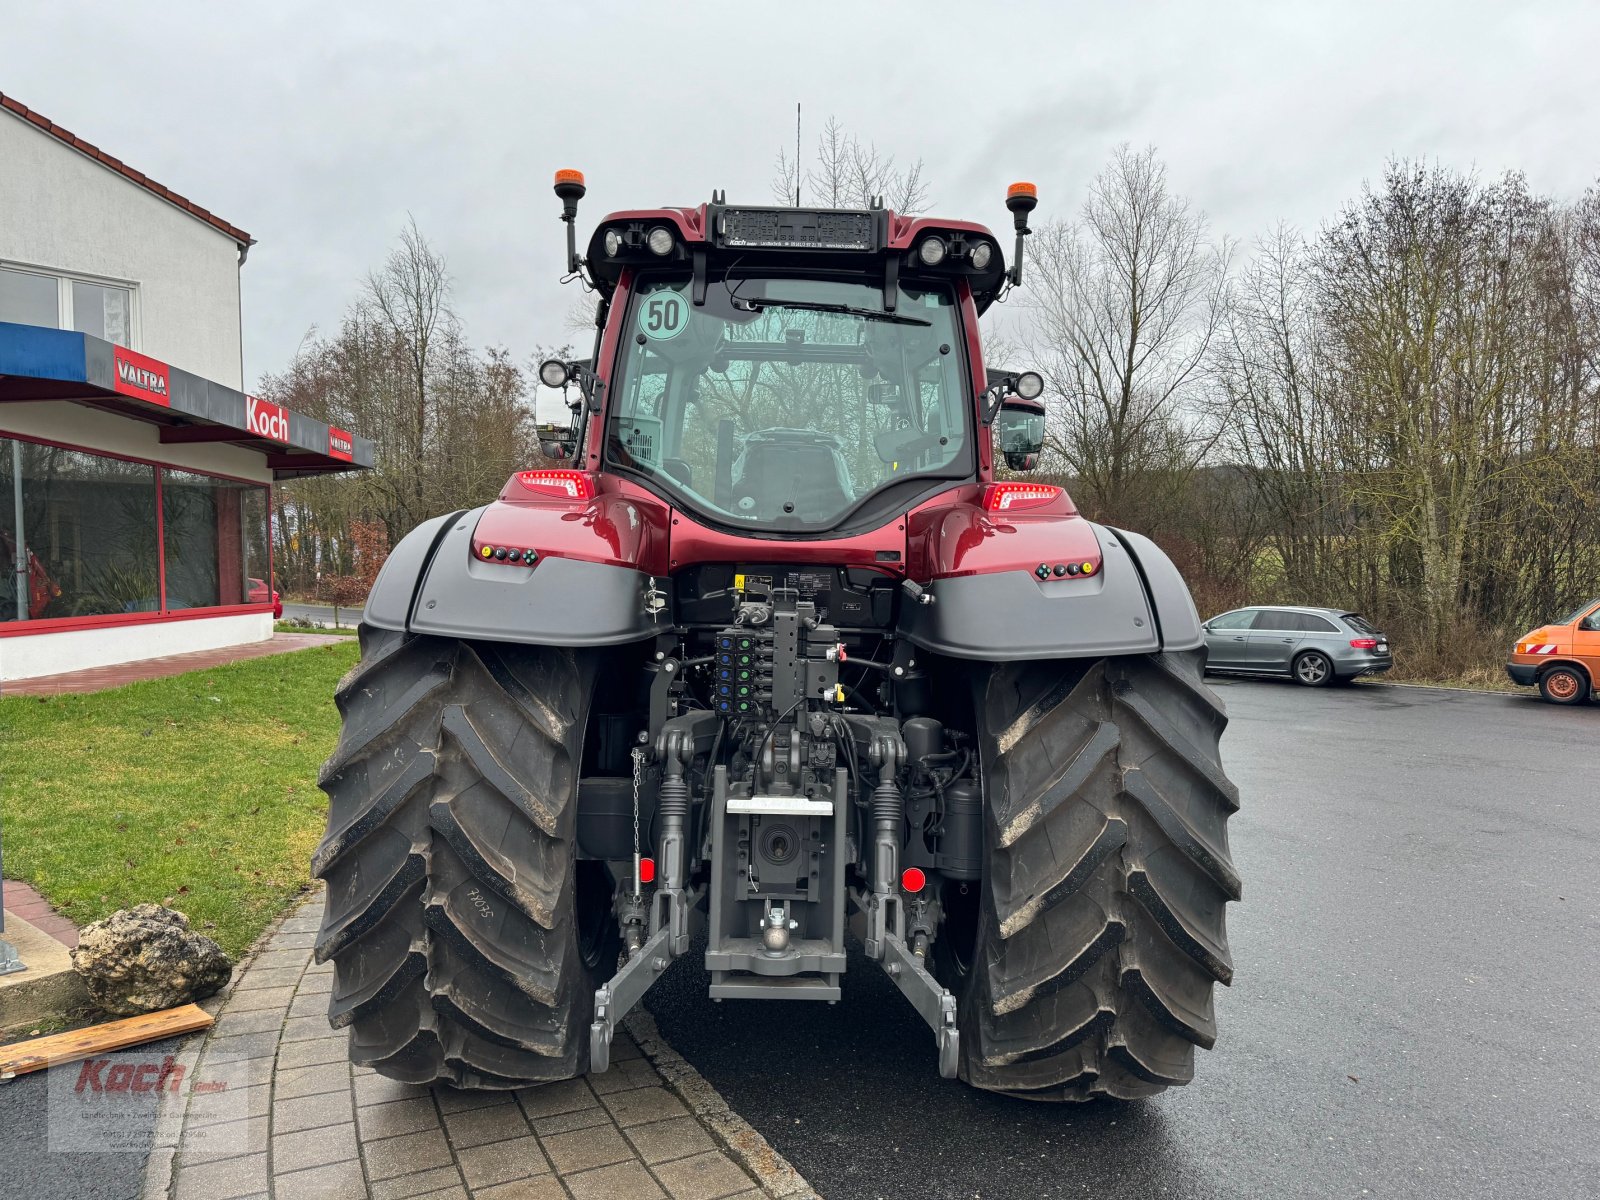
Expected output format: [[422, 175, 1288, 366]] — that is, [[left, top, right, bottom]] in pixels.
[[539, 176, 1046, 537]]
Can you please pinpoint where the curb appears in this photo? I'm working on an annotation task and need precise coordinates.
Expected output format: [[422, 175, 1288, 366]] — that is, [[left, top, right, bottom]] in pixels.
[[1362, 679, 1524, 697], [625, 1008, 819, 1200]]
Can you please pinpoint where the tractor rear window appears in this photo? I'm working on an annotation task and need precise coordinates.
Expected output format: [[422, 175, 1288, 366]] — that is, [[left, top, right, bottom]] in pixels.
[[606, 276, 970, 532]]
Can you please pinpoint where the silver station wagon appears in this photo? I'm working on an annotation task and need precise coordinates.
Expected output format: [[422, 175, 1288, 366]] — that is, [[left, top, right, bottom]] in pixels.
[[1202, 606, 1393, 686]]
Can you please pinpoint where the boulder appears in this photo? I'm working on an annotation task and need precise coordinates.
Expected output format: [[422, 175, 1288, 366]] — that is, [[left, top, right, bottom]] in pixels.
[[71, 904, 232, 1016]]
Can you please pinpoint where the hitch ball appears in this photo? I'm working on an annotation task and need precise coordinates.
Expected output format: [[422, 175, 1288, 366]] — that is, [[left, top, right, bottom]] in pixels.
[[761, 905, 798, 955]]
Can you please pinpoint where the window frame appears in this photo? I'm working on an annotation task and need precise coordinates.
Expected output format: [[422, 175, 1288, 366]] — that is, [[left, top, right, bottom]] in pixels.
[[1206, 609, 1257, 631], [1296, 613, 1339, 634], [0, 429, 272, 636], [0, 259, 141, 349], [1251, 609, 1299, 631], [604, 270, 977, 538]]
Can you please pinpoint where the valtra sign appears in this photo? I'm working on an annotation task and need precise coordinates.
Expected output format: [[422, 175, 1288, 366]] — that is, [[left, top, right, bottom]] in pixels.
[[111, 345, 170, 407], [246, 395, 290, 442], [328, 427, 354, 461]]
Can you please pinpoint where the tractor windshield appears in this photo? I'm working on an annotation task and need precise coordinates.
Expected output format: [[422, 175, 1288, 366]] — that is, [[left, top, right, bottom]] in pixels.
[[606, 276, 971, 531]]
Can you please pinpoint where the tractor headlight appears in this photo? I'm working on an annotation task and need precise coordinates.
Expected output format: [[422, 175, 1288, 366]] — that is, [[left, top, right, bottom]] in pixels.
[[647, 227, 675, 256], [1014, 371, 1044, 400], [538, 359, 570, 388], [603, 229, 623, 257], [918, 236, 948, 266], [969, 241, 993, 270]]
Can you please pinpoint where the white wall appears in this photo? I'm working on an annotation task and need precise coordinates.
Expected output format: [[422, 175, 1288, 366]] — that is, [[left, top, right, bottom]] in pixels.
[[0, 110, 244, 388], [0, 612, 274, 683], [0, 401, 272, 483]]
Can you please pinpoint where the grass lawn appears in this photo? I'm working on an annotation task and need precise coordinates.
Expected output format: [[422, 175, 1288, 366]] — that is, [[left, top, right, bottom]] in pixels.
[[1, 641, 359, 958], [275, 621, 358, 637]]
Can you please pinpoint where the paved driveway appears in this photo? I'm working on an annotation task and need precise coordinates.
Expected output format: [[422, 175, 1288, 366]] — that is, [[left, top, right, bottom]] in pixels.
[[646, 678, 1600, 1199]]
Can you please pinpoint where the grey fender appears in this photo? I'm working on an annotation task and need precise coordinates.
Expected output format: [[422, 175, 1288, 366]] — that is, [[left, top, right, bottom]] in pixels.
[[899, 522, 1203, 661], [364, 506, 662, 647], [1107, 524, 1204, 652]]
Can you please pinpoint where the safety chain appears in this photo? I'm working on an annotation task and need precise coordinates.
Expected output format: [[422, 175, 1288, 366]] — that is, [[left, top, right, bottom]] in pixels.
[[631, 746, 646, 899]]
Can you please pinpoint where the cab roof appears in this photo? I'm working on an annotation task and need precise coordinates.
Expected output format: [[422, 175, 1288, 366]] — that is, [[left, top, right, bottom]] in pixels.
[[583, 201, 1010, 315]]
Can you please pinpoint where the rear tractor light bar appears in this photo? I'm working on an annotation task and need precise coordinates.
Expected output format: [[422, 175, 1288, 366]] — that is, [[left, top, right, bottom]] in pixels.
[[515, 468, 595, 501], [982, 482, 1062, 513]]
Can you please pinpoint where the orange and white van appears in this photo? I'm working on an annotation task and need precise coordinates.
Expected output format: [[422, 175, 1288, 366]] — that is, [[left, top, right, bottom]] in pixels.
[[1506, 598, 1600, 705]]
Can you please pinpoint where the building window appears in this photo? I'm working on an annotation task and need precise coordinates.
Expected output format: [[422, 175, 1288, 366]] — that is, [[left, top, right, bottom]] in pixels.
[[0, 263, 136, 348], [162, 469, 271, 609], [0, 266, 58, 328], [0, 436, 270, 625], [71, 279, 133, 346]]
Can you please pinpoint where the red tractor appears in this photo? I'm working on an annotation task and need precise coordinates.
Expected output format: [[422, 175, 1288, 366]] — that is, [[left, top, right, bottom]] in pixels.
[[314, 175, 1240, 1101]]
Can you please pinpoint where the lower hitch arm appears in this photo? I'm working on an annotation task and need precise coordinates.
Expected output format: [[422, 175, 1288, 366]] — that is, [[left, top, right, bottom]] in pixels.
[[590, 923, 672, 1074], [590, 726, 698, 1074], [881, 927, 960, 1080]]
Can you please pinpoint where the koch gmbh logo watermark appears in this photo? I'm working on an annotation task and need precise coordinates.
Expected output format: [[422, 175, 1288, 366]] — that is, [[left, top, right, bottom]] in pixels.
[[47, 1050, 250, 1154]]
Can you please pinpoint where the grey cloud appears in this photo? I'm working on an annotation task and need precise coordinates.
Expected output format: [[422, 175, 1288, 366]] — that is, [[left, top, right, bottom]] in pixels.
[[3, 0, 1595, 387]]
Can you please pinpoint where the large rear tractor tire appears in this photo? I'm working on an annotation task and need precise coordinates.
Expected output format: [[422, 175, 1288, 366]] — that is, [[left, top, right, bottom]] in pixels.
[[312, 625, 617, 1089], [945, 648, 1240, 1101]]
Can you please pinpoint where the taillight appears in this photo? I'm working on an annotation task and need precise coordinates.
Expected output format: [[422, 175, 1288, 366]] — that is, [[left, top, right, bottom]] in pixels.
[[1349, 638, 1378, 650], [515, 469, 594, 501], [900, 867, 926, 893], [981, 482, 1062, 513]]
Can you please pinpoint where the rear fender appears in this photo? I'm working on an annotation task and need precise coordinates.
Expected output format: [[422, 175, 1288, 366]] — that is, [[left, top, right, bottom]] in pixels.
[[899, 522, 1202, 660], [364, 504, 665, 647]]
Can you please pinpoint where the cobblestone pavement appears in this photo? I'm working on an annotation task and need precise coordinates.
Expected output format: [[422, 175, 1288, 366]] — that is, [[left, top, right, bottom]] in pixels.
[[142, 892, 812, 1200]]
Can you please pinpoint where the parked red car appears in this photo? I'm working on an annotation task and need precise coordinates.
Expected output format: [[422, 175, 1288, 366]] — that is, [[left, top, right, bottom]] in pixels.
[[248, 577, 284, 619]]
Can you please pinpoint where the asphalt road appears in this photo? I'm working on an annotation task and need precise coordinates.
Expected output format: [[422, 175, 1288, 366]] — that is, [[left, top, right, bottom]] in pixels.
[[2, 1035, 185, 1200], [646, 677, 1600, 1199], [280, 601, 356, 628]]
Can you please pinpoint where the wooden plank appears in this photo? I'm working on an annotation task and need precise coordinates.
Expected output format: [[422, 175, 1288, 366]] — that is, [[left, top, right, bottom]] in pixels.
[[0, 1003, 213, 1079]]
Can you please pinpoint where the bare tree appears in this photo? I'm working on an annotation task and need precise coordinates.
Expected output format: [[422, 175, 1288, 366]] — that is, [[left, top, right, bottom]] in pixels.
[[1214, 224, 1344, 595], [365, 216, 449, 518], [772, 116, 931, 213], [1018, 145, 1231, 531]]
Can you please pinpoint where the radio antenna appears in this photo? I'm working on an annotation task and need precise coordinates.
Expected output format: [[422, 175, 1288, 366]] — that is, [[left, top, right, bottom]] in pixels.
[[795, 103, 802, 206]]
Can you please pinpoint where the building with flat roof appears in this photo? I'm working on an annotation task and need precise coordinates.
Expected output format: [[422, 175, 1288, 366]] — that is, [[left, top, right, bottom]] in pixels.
[[1, 90, 371, 684]]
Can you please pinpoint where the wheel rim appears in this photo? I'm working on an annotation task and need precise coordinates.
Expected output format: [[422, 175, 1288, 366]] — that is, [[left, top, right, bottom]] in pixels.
[[1547, 671, 1580, 701], [1297, 655, 1328, 684]]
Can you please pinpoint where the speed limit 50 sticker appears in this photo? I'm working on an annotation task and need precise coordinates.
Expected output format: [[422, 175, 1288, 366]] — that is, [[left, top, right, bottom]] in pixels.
[[639, 289, 688, 340]]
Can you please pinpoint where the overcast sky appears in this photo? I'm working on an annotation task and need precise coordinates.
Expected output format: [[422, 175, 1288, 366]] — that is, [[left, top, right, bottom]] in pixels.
[[5, 0, 1597, 416]]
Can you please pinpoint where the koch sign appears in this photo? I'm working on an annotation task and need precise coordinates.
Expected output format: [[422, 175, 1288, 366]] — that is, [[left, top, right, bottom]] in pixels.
[[328, 427, 354, 461], [111, 346, 170, 407], [246, 395, 290, 442]]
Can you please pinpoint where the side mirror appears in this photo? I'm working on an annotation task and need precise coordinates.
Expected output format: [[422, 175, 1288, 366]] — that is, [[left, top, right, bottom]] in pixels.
[[995, 394, 1046, 473]]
